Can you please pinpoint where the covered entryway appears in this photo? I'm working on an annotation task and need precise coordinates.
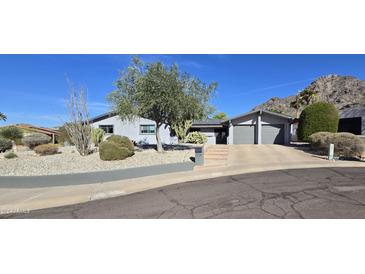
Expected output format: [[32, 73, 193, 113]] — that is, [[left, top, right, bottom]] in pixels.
[[233, 125, 256, 144], [262, 124, 284, 144]]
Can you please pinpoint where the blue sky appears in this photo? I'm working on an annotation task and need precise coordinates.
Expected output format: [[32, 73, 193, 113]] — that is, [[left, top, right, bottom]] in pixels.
[[1, 54, 365, 127]]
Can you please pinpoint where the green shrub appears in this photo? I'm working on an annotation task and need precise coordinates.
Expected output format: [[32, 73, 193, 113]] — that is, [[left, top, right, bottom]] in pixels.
[[186, 131, 208, 144], [92, 128, 105, 147], [0, 137, 12, 152], [34, 144, 59, 156], [297, 102, 339, 141], [309, 132, 364, 158], [4, 152, 17, 159], [99, 141, 134, 161], [106, 135, 134, 151], [22, 133, 51, 149], [0, 126, 23, 141]]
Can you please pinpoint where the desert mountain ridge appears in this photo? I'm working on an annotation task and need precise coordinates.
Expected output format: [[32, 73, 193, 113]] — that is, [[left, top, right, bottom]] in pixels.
[[252, 74, 365, 118]]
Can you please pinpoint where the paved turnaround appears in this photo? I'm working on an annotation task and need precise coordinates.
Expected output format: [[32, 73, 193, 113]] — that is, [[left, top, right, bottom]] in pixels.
[[5, 167, 365, 219]]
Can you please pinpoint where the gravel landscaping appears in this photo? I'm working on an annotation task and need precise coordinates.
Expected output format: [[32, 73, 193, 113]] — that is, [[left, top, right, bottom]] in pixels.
[[0, 146, 194, 176]]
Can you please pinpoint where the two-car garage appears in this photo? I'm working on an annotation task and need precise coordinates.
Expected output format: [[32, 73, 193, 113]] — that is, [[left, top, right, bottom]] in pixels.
[[229, 110, 292, 145]]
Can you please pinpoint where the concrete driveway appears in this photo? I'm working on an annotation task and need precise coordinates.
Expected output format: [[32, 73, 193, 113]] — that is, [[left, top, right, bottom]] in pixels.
[[227, 144, 324, 167], [5, 167, 365, 219]]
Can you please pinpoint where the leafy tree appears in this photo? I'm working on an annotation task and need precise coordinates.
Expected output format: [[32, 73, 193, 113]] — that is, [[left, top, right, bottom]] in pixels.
[[0, 126, 23, 140], [212, 112, 228, 120], [297, 102, 339, 141], [0, 112, 6, 121], [108, 57, 216, 151]]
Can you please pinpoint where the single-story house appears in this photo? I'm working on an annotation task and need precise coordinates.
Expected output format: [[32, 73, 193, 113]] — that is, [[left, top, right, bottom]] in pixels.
[[90, 109, 294, 145], [89, 112, 178, 145], [338, 107, 365, 135]]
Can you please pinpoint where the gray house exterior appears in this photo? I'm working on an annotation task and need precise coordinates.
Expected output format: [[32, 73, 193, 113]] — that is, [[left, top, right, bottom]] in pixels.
[[90, 109, 294, 146], [227, 110, 292, 145]]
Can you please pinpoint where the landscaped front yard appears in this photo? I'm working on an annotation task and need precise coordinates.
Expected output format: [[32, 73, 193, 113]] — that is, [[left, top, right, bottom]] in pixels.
[[0, 145, 194, 176]]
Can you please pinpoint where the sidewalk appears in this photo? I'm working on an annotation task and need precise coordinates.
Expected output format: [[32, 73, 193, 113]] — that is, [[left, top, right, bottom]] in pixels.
[[0, 158, 364, 214]]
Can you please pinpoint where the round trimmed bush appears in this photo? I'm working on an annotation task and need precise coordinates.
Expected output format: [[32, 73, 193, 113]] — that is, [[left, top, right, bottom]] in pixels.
[[0, 126, 23, 141], [297, 102, 339, 141], [22, 133, 51, 149], [0, 137, 12, 152], [34, 144, 59, 156], [186, 131, 208, 144], [99, 141, 134, 161], [106, 135, 134, 151]]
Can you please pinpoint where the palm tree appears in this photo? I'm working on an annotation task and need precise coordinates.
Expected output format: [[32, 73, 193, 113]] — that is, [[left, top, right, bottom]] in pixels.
[[0, 112, 6, 121]]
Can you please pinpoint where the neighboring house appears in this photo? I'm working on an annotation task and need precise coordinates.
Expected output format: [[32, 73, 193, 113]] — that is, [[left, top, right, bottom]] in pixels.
[[90, 110, 294, 145], [13, 124, 60, 143], [338, 107, 365, 135]]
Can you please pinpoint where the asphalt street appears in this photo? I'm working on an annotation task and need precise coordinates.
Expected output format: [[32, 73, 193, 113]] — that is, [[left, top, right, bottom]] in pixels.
[[5, 167, 365, 219]]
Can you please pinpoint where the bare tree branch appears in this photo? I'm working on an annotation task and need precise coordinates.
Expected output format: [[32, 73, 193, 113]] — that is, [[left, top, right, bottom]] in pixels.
[[64, 83, 92, 156]]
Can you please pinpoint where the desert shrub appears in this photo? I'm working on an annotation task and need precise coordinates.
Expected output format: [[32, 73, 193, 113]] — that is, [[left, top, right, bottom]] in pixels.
[[308, 132, 334, 151], [0, 137, 12, 152], [14, 138, 23, 145], [106, 135, 134, 151], [186, 131, 208, 144], [22, 133, 51, 149], [92, 128, 105, 147], [332, 133, 364, 158], [297, 102, 339, 141], [4, 152, 17, 159], [56, 126, 74, 145], [309, 132, 364, 158], [0, 126, 23, 141], [34, 144, 59, 156], [99, 141, 134, 161]]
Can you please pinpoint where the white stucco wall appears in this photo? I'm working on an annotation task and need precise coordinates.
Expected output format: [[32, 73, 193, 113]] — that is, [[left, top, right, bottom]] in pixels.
[[90, 115, 177, 145]]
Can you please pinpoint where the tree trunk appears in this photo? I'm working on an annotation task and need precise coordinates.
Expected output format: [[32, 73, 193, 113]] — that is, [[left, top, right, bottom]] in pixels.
[[155, 124, 163, 152]]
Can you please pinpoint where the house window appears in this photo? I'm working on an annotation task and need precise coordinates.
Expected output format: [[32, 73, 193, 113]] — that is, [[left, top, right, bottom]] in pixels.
[[140, 124, 156, 135], [99, 125, 114, 134]]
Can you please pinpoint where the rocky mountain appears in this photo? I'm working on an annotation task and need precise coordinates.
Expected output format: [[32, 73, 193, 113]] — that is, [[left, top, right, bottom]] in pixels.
[[252, 74, 365, 117]]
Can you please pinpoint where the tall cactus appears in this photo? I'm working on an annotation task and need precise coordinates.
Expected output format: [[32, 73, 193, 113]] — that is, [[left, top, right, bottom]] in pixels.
[[92, 128, 105, 147]]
